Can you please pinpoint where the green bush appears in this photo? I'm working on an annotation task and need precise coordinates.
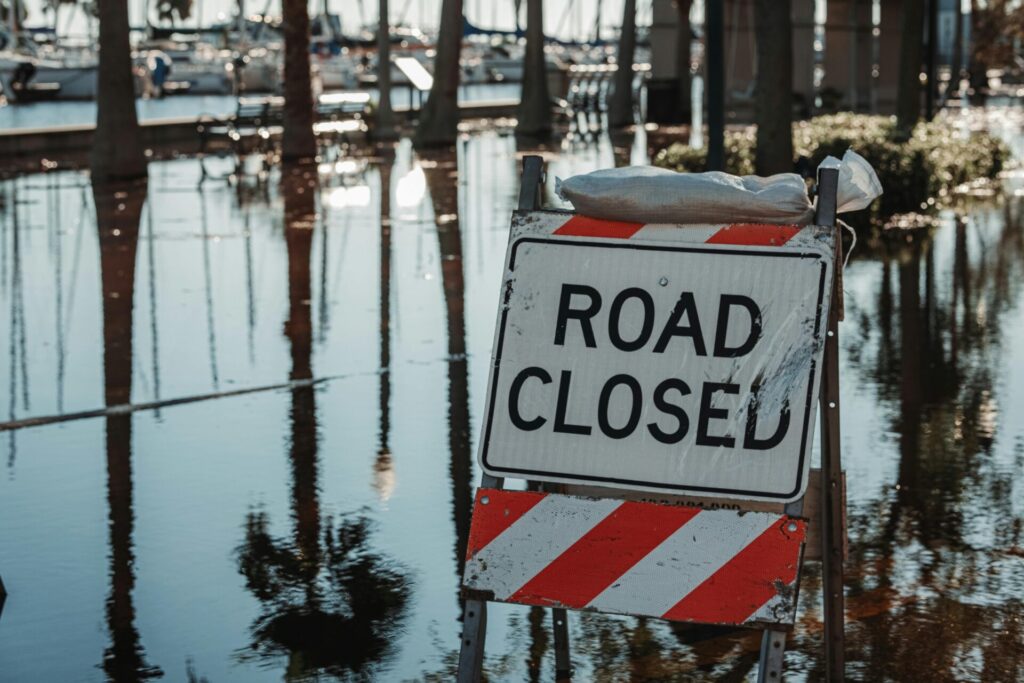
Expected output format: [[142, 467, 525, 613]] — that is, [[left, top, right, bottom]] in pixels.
[[652, 114, 1011, 216]]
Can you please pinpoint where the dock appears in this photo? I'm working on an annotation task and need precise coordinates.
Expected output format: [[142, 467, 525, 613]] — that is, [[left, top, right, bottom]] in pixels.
[[0, 97, 522, 170]]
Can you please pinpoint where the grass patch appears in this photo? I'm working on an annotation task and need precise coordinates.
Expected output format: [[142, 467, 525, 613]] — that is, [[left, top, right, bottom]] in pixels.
[[652, 114, 1011, 217]]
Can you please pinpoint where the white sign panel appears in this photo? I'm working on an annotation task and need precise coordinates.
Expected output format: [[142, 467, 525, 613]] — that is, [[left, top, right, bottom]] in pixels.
[[478, 214, 835, 503]]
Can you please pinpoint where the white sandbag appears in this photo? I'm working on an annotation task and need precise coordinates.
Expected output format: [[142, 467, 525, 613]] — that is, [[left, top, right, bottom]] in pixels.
[[556, 166, 815, 225], [555, 150, 883, 225]]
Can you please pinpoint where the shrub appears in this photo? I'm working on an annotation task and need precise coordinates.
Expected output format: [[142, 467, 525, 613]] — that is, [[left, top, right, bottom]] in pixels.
[[652, 114, 1011, 217]]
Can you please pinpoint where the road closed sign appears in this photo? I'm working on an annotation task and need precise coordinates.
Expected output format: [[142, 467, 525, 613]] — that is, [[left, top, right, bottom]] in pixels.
[[478, 213, 836, 502]]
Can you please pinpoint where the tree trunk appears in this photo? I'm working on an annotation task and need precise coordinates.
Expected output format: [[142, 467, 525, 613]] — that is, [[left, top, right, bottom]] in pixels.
[[607, 0, 636, 128], [967, 0, 987, 103], [414, 0, 463, 148], [281, 0, 317, 162], [90, 0, 147, 184], [950, 0, 963, 96], [675, 0, 693, 123], [515, 0, 551, 138], [895, 0, 924, 137], [754, 0, 792, 175], [375, 0, 398, 140]]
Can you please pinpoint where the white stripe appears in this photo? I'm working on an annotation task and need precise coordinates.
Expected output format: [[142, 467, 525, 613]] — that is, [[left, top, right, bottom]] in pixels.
[[630, 224, 721, 243], [463, 495, 622, 600], [748, 591, 797, 623], [585, 509, 779, 617]]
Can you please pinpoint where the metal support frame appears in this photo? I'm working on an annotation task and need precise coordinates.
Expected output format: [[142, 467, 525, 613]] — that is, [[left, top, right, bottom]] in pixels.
[[457, 157, 547, 683], [457, 160, 846, 683], [756, 167, 843, 683], [816, 167, 846, 681]]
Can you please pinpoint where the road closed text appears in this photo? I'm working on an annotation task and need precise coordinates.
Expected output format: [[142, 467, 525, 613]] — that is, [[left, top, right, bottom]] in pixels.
[[480, 233, 831, 500], [505, 283, 790, 450]]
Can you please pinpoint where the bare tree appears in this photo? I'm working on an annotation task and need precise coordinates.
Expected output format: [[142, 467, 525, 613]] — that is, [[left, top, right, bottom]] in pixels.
[[281, 0, 316, 162], [754, 0, 793, 175], [608, 0, 637, 128], [516, 0, 551, 138], [414, 0, 463, 148], [91, 0, 147, 183], [375, 0, 398, 140], [896, 0, 925, 137]]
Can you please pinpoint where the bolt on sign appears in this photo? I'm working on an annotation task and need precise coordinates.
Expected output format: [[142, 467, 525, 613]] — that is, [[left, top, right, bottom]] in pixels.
[[479, 214, 836, 503]]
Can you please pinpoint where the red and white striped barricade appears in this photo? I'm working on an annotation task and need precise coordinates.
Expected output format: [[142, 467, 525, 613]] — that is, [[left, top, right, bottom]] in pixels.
[[463, 488, 806, 627], [457, 158, 846, 682]]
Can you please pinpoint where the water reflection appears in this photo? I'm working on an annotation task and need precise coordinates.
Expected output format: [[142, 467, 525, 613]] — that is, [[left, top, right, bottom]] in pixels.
[[94, 183, 164, 682], [2, 128, 1024, 681], [833, 202, 1024, 681], [374, 147, 395, 501], [235, 166, 411, 680], [5, 180, 27, 467], [421, 151, 473, 582]]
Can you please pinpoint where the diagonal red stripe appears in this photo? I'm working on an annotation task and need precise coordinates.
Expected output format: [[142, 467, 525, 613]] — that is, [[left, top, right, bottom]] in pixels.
[[553, 215, 646, 239], [661, 517, 806, 624], [508, 502, 702, 609], [705, 223, 800, 246], [466, 489, 546, 559]]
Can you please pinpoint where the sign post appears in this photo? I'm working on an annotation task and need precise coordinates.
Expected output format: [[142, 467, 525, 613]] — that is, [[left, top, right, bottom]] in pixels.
[[457, 157, 845, 681]]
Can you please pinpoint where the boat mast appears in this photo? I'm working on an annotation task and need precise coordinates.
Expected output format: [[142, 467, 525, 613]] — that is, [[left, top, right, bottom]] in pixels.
[[237, 0, 245, 43]]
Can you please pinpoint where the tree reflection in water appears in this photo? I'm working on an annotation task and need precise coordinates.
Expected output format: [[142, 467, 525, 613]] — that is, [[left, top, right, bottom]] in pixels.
[[236, 165, 410, 681], [832, 201, 1024, 681], [421, 150, 473, 581], [94, 182, 164, 682]]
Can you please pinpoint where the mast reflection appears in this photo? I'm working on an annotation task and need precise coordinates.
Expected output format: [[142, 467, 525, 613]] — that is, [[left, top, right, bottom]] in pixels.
[[94, 182, 163, 682], [375, 146, 396, 500], [236, 166, 410, 680]]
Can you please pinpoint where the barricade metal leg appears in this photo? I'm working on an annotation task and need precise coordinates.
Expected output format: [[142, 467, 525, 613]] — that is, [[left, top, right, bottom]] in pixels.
[[757, 628, 787, 682], [553, 608, 571, 681], [456, 157, 551, 682], [457, 599, 488, 683], [820, 259, 846, 681], [816, 168, 845, 682]]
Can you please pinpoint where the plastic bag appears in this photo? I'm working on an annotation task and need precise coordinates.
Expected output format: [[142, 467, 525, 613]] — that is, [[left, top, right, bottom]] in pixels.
[[819, 149, 884, 213]]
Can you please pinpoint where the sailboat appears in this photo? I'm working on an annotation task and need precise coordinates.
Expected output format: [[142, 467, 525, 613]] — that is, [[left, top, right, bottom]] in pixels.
[[0, 29, 98, 102]]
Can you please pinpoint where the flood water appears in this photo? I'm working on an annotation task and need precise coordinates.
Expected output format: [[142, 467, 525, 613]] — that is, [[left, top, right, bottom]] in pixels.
[[0, 118, 1022, 681]]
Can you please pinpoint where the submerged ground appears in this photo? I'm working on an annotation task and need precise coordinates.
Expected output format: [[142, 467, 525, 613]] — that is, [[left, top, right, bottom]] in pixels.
[[0, 113, 1022, 681]]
